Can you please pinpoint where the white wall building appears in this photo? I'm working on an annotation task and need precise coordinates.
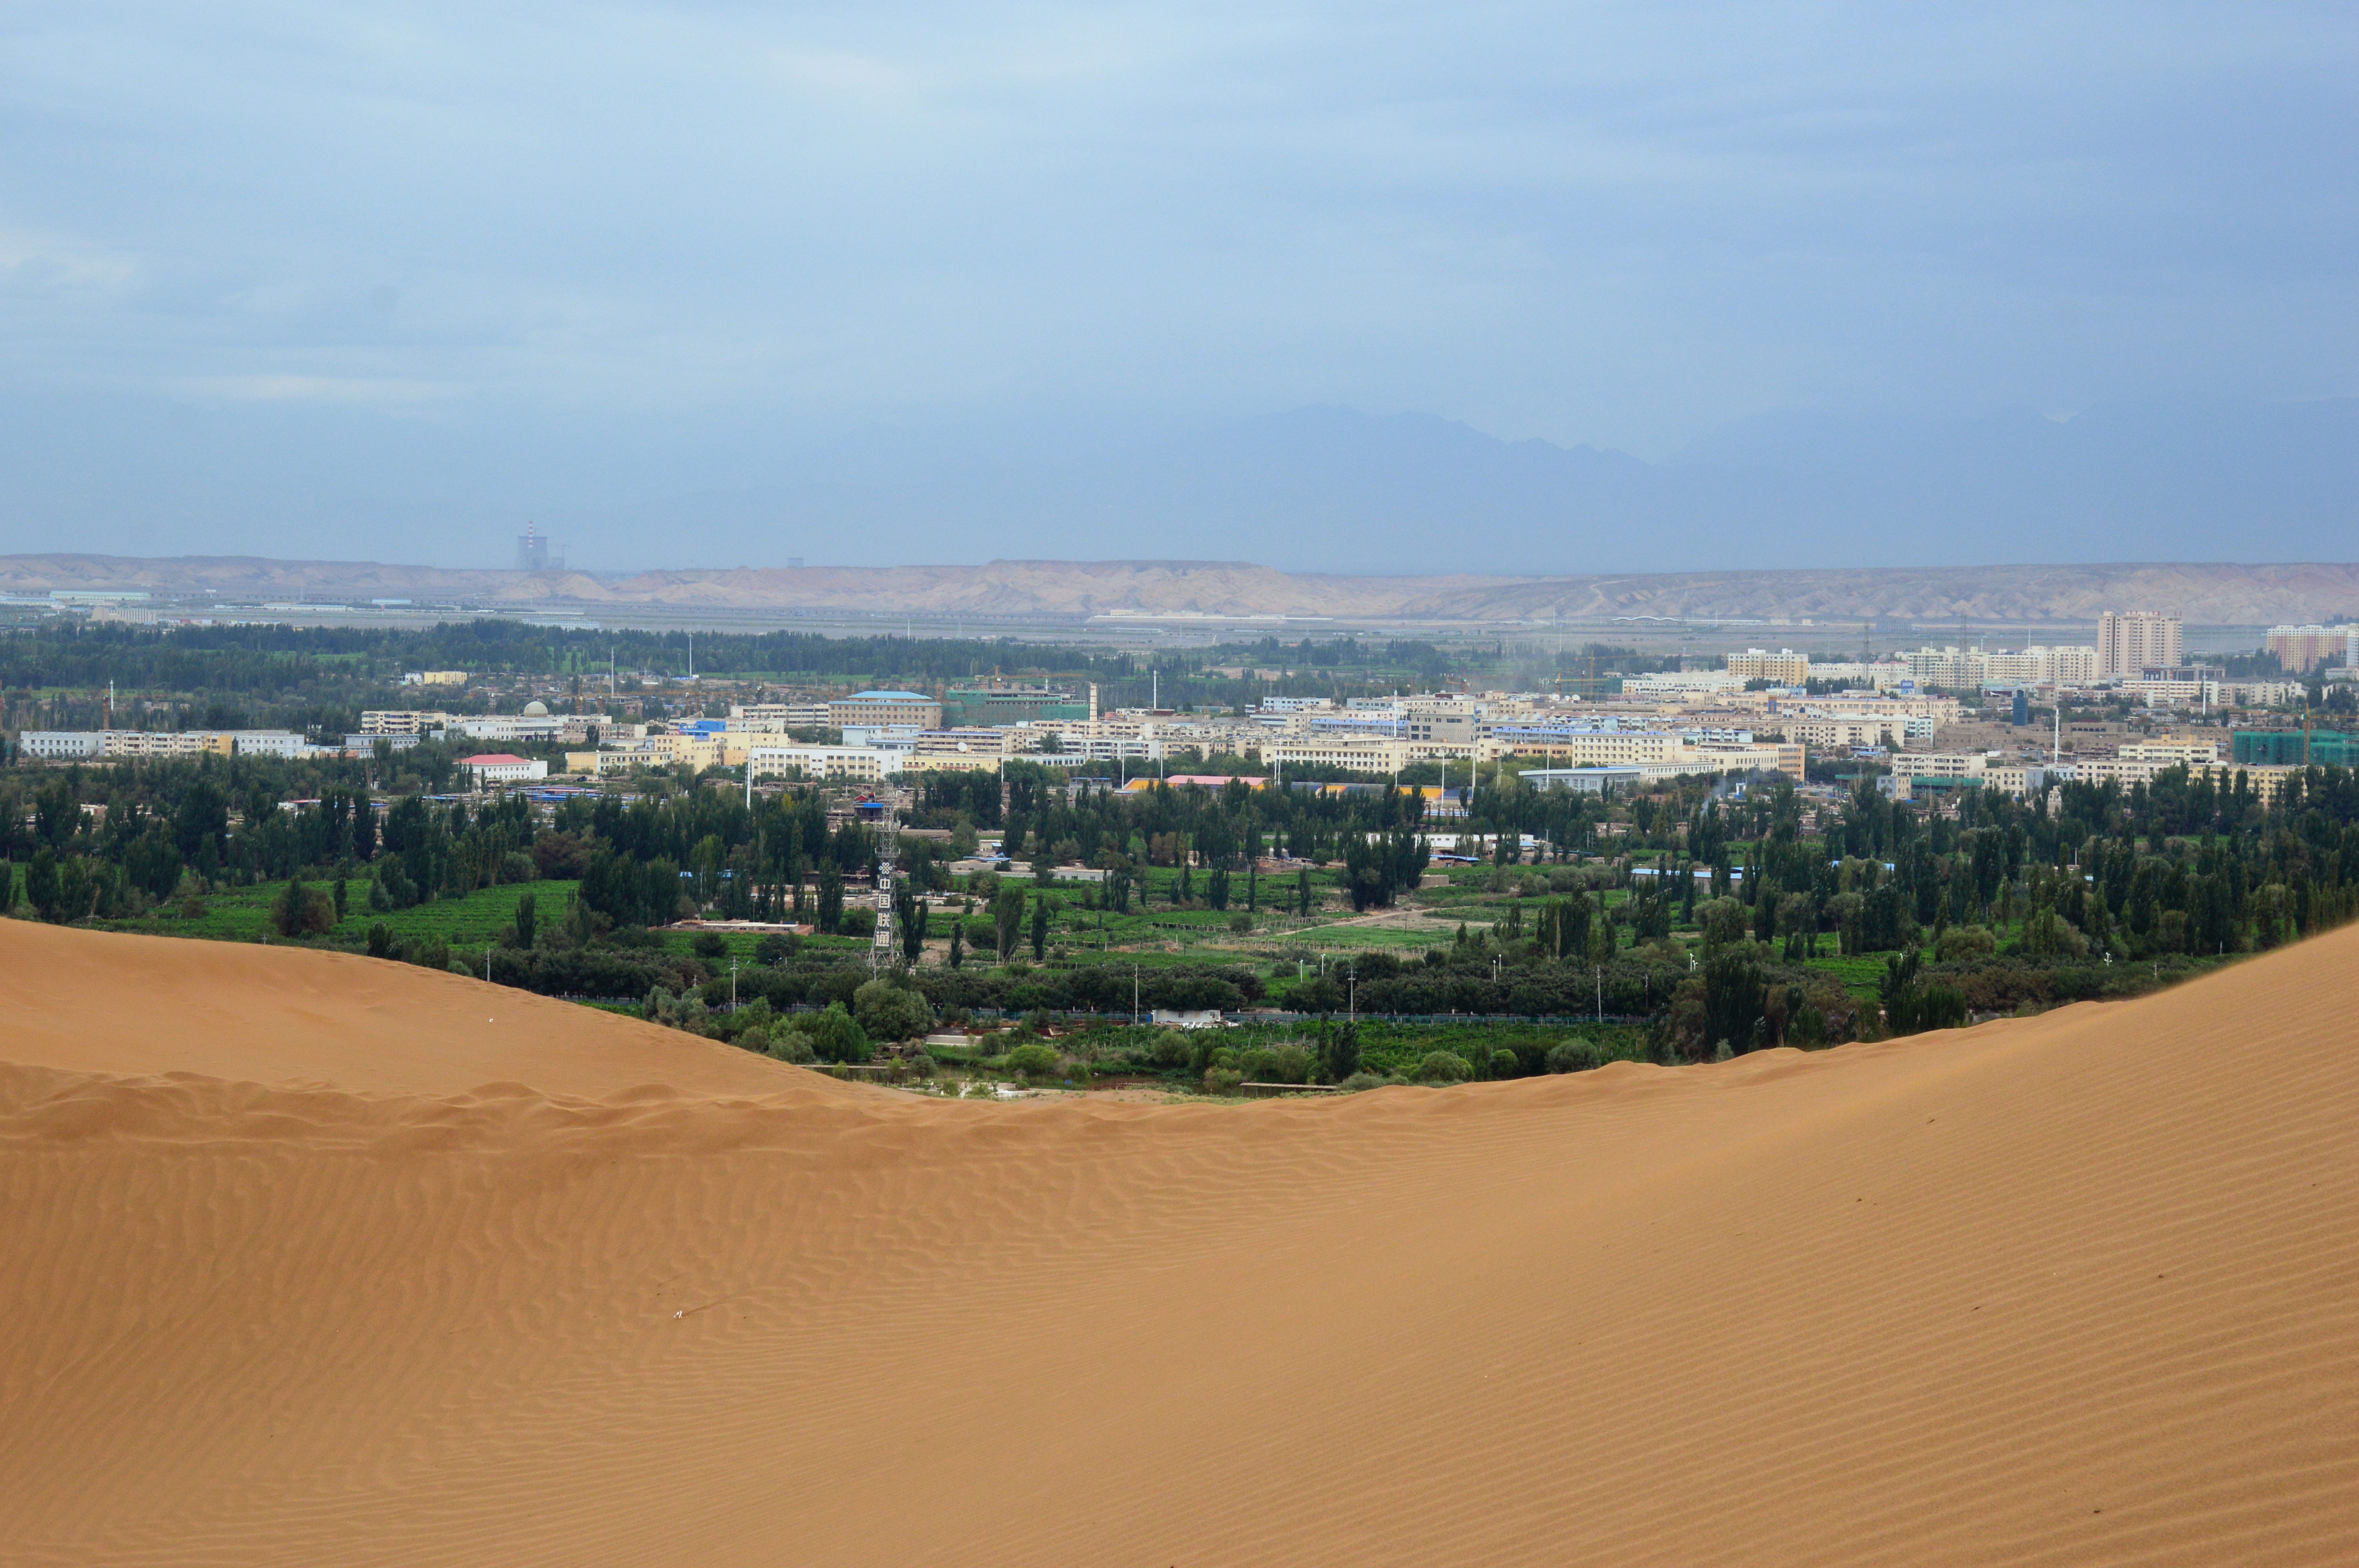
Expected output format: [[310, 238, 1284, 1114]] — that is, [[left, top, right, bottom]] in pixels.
[[460, 753, 549, 785], [17, 731, 106, 760], [746, 745, 889, 782]]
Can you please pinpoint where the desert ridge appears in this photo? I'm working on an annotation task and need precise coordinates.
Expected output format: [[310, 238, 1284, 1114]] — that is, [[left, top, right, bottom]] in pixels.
[[2, 918, 2355, 1565]]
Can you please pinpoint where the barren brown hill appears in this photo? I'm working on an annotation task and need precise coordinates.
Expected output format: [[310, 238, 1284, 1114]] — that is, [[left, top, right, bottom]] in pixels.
[[6, 552, 2359, 623], [4, 918, 2356, 1565]]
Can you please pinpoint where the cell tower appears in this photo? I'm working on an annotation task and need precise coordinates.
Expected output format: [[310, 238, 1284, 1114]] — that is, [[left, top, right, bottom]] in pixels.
[[870, 797, 901, 971]]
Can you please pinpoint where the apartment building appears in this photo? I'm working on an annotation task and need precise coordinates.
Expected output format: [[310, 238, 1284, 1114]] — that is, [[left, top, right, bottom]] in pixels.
[[1727, 649, 1810, 684], [1981, 645, 2101, 685], [1782, 714, 1913, 751], [2265, 625, 2357, 672], [2098, 611, 2183, 679]]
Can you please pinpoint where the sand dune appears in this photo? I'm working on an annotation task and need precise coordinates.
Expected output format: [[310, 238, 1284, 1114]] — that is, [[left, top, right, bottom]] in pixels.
[[3, 919, 2355, 1565]]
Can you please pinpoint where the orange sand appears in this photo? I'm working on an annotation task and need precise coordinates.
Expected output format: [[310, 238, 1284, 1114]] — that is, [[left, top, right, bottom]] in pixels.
[[2, 918, 2354, 1565]]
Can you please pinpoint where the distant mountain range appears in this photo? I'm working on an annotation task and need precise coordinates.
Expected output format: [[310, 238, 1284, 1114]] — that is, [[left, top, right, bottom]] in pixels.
[[5, 554, 2355, 627], [0, 394, 2350, 575]]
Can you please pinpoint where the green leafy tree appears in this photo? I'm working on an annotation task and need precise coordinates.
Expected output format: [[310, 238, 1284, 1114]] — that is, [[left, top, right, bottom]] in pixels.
[[24, 849, 62, 923], [1030, 891, 1050, 961], [270, 877, 334, 937], [513, 891, 537, 949], [992, 886, 1026, 961], [804, 1001, 873, 1064], [900, 892, 927, 965], [1319, 1020, 1360, 1082], [853, 977, 934, 1042]]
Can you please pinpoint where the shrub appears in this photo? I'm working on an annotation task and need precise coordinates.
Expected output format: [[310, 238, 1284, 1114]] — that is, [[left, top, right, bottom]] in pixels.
[[1228, 912, 1254, 935], [1544, 1037, 1603, 1074], [1490, 1047, 1519, 1078], [1202, 1065, 1245, 1095], [1414, 1050, 1472, 1083], [1004, 1042, 1062, 1081], [768, 1028, 818, 1064], [1336, 1071, 1390, 1092], [1239, 1044, 1313, 1084], [691, 931, 728, 961], [1146, 1029, 1192, 1068], [753, 932, 798, 966], [804, 1002, 873, 1064], [366, 921, 393, 959], [734, 1024, 770, 1054], [1936, 924, 1997, 962]]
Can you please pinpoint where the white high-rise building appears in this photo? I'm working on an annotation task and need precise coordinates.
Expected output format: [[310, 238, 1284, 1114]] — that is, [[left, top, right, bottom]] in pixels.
[[2098, 611, 2182, 679]]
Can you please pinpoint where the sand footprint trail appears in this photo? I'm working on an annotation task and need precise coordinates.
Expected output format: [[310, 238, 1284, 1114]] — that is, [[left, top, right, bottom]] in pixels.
[[2, 918, 2354, 1565]]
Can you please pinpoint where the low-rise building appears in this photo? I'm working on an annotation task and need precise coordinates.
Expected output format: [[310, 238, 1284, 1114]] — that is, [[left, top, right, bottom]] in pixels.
[[17, 730, 107, 761], [729, 701, 834, 731], [1267, 735, 1413, 774], [228, 731, 311, 758], [940, 682, 1096, 728], [106, 730, 230, 759], [460, 753, 549, 785], [361, 709, 450, 735], [746, 745, 890, 782], [909, 728, 1013, 772], [828, 689, 943, 730]]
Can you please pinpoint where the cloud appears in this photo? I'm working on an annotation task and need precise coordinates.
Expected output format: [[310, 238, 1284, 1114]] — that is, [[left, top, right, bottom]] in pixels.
[[0, 0, 2350, 558], [175, 374, 462, 406]]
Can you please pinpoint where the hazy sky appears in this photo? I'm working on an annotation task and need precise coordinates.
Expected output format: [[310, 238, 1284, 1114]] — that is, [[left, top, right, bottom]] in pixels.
[[2, 2, 2352, 564]]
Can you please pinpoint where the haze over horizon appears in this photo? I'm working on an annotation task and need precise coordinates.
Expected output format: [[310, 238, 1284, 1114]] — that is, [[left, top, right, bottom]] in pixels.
[[3, 3, 2352, 571]]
